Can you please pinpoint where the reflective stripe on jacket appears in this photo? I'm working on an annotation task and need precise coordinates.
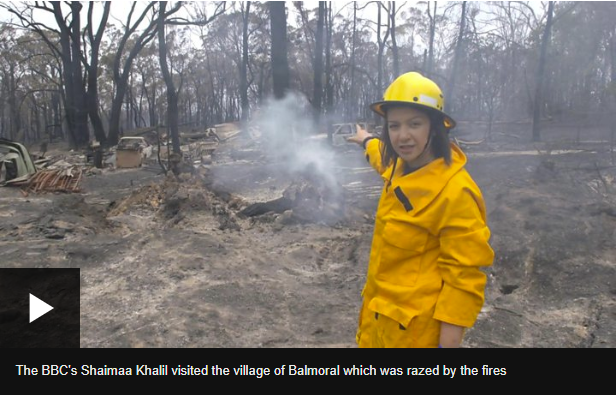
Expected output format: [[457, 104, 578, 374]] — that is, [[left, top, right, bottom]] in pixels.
[[357, 139, 494, 347]]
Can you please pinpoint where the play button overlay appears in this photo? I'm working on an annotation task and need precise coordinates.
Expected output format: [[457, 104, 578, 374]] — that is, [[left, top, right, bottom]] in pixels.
[[30, 293, 54, 323], [0, 269, 79, 348]]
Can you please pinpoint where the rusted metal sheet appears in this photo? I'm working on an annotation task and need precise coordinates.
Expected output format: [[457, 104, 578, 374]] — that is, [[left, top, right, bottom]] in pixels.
[[21, 167, 83, 195]]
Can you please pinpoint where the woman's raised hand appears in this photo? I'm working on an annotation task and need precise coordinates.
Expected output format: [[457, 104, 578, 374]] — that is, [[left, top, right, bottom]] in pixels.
[[346, 124, 372, 146]]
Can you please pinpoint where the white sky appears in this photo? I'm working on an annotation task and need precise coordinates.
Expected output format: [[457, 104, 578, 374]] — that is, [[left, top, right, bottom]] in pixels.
[[0, 1, 446, 32], [1, 1, 548, 52]]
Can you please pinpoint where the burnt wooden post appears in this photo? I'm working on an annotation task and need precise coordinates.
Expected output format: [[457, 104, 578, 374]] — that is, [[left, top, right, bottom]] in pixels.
[[94, 149, 103, 169], [611, 125, 615, 165]]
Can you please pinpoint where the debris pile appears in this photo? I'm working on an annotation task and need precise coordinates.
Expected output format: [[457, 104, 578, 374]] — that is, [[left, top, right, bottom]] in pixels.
[[108, 173, 245, 231], [155, 128, 223, 168], [181, 140, 218, 165], [22, 167, 83, 195], [213, 123, 242, 141]]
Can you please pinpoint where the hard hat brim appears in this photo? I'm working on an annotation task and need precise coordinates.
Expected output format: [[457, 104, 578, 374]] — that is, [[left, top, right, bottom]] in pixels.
[[370, 101, 456, 130]]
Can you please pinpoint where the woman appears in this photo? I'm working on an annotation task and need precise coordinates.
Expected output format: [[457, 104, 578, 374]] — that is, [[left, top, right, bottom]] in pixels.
[[347, 72, 494, 348]]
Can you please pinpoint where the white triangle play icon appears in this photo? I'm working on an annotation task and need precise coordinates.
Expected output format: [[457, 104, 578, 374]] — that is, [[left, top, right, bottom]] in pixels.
[[30, 293, 54, 323]]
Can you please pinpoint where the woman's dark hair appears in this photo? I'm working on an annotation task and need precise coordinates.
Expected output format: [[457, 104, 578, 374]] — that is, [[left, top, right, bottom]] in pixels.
[[380, 106, 452, 169]]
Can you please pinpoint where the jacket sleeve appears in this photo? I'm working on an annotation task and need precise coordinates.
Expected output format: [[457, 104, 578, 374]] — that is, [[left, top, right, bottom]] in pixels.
[[433, 186, 494, 328], [364, 138, 388, 176]]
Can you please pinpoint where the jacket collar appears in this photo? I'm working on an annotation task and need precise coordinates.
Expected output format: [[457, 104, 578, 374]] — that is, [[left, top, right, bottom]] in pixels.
[[385, 143, 466, 215]]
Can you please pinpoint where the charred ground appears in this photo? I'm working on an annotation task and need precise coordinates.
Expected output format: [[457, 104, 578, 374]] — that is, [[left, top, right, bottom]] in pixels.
[[0, 121, 614, 347]]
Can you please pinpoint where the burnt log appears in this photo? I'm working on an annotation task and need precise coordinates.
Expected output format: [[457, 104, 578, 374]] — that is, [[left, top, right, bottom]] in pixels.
[[239, 172, 346, 224], [239, 197, 293, 217]]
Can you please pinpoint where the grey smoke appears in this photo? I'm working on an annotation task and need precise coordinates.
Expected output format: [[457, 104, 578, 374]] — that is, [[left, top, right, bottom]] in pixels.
[[254, 92, 339, 191]]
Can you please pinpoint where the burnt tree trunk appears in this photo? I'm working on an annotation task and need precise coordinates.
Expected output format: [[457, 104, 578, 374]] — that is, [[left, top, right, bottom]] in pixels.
[[348, 2, 357, 122], [313, 2, 325, 124], [325, 3, 334, 115], [7, 65, 20, 140], [375, 3, 391, 123], [390, 2, 400, 77], [50, 2, 87, 148], [609, 25, 616, 110], [240, 2, 251, 128], [445, 1, 466, 114], [158, 1, 181, 155], [51, 92, 62, 141], [269, 2, 290, 99], [56, 11, 76, 147], [532, 1, 554, 142], [377, 4, 383, 97], [427, 2, 437, 78], [611, 27, 616, 87], [85, 2, 110, 145], [67, 2, 89, 147], [108, 2, 159, 146]]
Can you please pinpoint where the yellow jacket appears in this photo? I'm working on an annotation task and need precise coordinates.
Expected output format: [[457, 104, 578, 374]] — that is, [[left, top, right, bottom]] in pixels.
[[357, 139, 494, 347]]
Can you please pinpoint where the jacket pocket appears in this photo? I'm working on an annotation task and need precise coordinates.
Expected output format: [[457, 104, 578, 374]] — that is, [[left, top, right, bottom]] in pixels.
[[377, 220, 428, 286], [368, 296, 419, 330]]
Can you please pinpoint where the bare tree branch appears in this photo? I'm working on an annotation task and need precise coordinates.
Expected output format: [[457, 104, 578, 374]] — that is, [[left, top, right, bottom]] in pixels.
[[166, 2, 226, 26]]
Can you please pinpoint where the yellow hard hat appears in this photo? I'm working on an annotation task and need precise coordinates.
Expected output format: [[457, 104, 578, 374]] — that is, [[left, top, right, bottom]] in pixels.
[[370, 72, 456, 129]]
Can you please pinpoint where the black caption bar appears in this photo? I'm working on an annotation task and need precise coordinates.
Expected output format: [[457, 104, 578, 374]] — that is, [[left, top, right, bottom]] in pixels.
[[1, 348, 611, 395]]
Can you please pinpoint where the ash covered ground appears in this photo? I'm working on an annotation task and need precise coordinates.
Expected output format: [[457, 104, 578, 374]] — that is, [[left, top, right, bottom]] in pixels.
[[0, 121, 614, 348]]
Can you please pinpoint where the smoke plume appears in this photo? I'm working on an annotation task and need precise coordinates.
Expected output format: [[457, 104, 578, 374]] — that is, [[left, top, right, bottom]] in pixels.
[[254, 91, 339, 191]]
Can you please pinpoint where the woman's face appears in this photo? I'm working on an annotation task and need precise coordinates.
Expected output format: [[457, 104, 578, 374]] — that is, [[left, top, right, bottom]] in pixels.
[[386, 106, 432, 166]]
